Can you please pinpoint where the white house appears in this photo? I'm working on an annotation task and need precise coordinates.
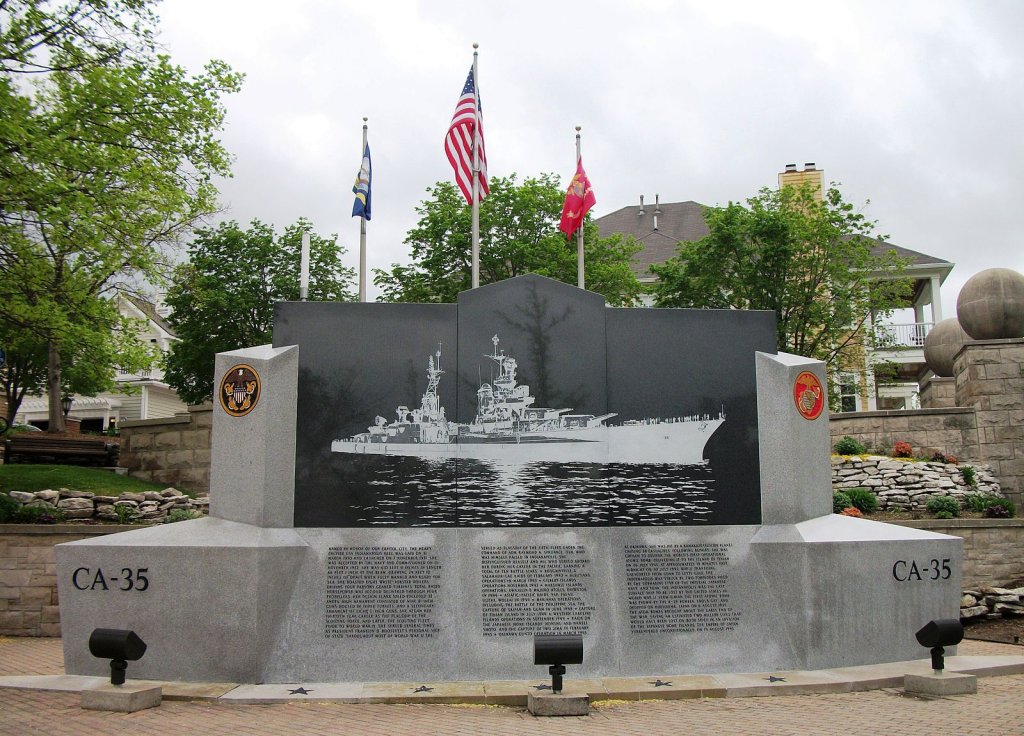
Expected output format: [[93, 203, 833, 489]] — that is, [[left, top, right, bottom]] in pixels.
[[14, 294, 187, 432]]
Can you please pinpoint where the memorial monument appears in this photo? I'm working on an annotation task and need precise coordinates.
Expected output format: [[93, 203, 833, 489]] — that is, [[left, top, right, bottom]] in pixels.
[[56, 275, 962, 683]]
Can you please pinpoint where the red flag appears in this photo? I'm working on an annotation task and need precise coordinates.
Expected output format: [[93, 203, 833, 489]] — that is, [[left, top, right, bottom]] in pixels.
[[559, 159, 596, 239]]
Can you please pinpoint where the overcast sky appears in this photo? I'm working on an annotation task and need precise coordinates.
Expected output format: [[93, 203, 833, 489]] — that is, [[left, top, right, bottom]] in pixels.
[[157, 0, 1024, 312]]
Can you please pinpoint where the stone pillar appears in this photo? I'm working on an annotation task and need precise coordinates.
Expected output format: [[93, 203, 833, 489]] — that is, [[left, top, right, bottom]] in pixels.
[[953, 338, 1024, 507], [918, 375, 956, 409], [756, 352, 832, 524], [210, 344, 298, 528]]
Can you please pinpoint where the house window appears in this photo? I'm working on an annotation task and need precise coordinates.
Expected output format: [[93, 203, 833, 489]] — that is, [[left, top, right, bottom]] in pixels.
[[839, 374, 859, 413]]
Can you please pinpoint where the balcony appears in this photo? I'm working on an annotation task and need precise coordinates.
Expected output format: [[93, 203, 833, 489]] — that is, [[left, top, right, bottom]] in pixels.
[[116, 367, 163, 382], [874, 322, 933, 349]]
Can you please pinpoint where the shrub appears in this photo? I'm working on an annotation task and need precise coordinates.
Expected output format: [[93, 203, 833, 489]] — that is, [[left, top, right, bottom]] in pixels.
[[984, 503, 1014, 519], [0, 493, 19, 523], [13, 505, 65, 524], [931, 451, 958, 464], [892, 441, 913, 458], [834, 436, 867, 455], [925, 496, 961, 517], [845, 487, 878, 514], [114, 504, 137, 524], [983, 503, 1007, 522], [164, 509, 202, 524], [961, 465, 978, 488], [840, 507, 863, 517], [833, 491, 852, 513]]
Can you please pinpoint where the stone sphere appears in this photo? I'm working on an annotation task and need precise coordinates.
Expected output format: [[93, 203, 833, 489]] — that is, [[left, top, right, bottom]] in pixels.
[[956, 268, 1024, 340], [923, 318, 971, 377]]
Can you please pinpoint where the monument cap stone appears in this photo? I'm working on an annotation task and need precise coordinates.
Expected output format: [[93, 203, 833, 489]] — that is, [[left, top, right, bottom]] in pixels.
[[956, 267, 1024, 340], [923, 318, 971, 377]]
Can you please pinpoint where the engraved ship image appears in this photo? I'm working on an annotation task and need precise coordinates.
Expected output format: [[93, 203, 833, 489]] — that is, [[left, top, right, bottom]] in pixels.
[[331, 335, 724, 465]]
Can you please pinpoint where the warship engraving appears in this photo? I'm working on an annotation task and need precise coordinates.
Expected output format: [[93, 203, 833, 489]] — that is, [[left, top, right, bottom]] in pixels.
[[331, 335, 724, 465]]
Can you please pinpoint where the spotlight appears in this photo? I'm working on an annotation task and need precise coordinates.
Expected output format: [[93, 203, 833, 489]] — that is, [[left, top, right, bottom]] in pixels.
[[533, 634, 584, 694], [915, 619, 963, 673], [88, 629, 147, 685]]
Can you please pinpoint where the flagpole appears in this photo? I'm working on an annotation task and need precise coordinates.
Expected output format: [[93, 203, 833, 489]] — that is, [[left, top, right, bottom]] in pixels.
[[576, 125, 584, 290], [471, 43, 480, 289], [359, 117, 368, 303]]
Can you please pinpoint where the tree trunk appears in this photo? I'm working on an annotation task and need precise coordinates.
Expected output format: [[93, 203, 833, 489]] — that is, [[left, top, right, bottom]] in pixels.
[[47, 339, 66, 433]]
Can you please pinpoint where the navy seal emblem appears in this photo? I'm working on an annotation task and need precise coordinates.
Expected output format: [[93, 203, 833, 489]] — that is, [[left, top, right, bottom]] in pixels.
[[219, 364, 261, 417]]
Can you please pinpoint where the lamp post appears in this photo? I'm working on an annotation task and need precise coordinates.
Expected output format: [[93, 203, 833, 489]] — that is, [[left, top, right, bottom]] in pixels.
[[61, 394, 74, 418]]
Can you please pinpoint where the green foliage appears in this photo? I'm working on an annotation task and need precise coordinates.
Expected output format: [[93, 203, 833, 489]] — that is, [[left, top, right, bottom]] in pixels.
[[114, 504, 136, 524], [961, 465, 978, 487], [164, 219, 355, 404], [650, 183, 911, 403], [0, 464, 168, 495], [19, 505, 65, 523], [374, 175, 643, 306], [0, 0, 243, 430], [833, 491, 852, 513], [0, 492, 18, 522], [164, 509, 202, 524], [844, 487, 878, 514], [925, 496, 961, 517], [834, 436, 867, 455], [963, 493, 1015, 518]]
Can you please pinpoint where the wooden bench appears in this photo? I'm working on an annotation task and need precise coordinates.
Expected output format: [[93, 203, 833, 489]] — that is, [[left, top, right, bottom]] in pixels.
[[3, 434, 119, 467]]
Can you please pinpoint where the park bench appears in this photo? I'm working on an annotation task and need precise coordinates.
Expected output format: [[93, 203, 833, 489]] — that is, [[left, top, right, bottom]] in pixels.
[[3, 433, 118, 467]]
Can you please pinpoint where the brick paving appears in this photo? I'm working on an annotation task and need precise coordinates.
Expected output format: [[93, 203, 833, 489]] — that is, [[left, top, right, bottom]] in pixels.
[[2, 637, 1023, 736]]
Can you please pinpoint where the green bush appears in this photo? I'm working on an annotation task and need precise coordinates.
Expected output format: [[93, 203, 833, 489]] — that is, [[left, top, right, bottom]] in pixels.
[[833, 491, 852, 513], [834, 436, 867, 455], [844, 487, 878, 514], [925, 496, 961, 517], [164, 509, 202, 524], [0, 492, 19, 522], [961, 465, 978, 487], [114, 504, 138, 524], [964, 493, 998, 513], [14, 504, 65, 524]]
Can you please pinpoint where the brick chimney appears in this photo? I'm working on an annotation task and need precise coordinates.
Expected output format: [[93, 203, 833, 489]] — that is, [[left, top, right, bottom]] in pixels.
[[778, 162, 823, 201]]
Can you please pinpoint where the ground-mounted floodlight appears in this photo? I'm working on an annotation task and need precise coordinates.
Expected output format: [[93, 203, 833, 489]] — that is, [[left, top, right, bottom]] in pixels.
[[915, 619, 963, 673], [533, 634, 583, 694], [88, 629, 147, 685]]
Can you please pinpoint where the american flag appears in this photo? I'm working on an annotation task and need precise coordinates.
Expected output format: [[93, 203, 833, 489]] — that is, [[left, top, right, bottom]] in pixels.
[[445, 67, 489, 204]]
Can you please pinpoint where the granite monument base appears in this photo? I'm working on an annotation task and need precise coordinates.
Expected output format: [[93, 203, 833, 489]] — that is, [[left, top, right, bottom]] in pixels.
[[57, 516, 960, 683]]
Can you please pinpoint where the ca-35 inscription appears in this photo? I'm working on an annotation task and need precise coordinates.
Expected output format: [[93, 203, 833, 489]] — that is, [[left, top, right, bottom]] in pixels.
[[72, 567, 149, 591]]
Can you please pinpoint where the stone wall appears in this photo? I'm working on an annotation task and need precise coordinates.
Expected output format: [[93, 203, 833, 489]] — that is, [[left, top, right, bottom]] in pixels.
[[118, 404, 212, 494], [2, 488, 208, 523], [918, 375, 956, 409], [829, 408, 977, 460], [0, 525, 133, 636], [831, 455, 1001, 511]]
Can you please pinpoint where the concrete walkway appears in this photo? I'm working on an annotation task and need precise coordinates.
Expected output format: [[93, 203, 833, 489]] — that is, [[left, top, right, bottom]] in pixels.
[[2, 637, 1024, 735]]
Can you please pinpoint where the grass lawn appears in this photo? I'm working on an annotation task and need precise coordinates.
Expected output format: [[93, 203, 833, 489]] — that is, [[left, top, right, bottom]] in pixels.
[[0, 464, 174, 496]]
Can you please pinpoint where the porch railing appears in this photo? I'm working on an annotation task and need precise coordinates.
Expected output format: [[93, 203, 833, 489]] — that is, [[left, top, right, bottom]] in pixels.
[[873, 322, 933, 348]]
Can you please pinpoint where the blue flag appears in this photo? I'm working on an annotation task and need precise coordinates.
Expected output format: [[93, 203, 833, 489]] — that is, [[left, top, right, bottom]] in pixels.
[[351, 143, 371, 220]]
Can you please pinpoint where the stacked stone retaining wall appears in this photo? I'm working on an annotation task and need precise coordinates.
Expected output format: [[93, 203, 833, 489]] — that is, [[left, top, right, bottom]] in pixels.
[[831, 455, 1001, 511], [118, 404, 212, 494]]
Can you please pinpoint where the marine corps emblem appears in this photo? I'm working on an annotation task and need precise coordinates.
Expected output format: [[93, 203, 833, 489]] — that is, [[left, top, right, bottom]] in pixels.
[[793, 371, 824, 420], [220, 364, 261, 417]]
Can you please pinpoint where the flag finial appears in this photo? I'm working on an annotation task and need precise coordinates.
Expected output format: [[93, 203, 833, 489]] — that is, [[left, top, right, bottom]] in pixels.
[[473, 42, 479, 49]]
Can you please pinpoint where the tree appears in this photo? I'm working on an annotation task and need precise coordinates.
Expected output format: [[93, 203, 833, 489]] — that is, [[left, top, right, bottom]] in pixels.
[[0, 0, 242, 431], [374, 174, 643, 306], [163, 219, 356, 405], [650, 183, 910, 385]]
